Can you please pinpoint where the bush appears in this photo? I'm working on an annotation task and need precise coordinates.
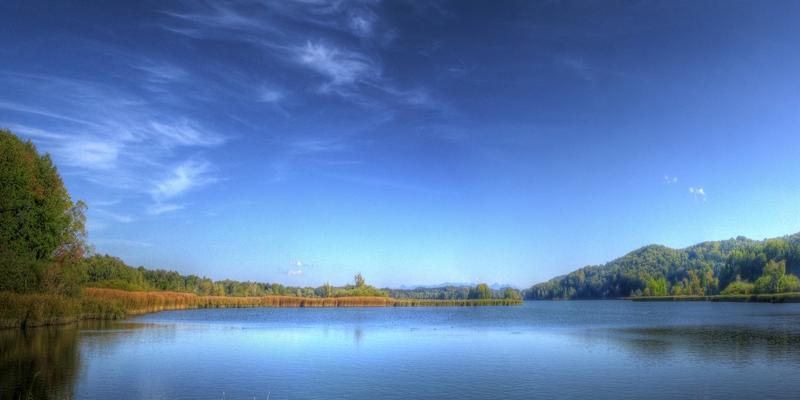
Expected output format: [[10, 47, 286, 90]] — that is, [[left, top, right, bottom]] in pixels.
[[778, 274, 800, 293], [721, 279, 755, 295]]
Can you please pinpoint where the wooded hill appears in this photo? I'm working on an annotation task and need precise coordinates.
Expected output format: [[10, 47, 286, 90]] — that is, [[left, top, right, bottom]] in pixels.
[[524, 233, 800, 299]]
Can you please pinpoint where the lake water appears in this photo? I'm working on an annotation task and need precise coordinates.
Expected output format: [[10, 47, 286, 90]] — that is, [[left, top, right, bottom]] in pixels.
[[4, 301, 800, 399]]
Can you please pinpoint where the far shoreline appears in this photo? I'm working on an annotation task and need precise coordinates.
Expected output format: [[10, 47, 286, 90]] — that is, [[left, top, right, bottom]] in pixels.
[[1, 288, 523, 330], [628, 293, 800, 303]]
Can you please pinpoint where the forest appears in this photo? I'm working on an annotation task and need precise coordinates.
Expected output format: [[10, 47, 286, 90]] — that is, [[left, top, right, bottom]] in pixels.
[[523, 234, 800, 299]]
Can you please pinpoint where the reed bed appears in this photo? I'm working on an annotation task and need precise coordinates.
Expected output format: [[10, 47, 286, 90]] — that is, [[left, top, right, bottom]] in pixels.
[[84, 288, 522, 312], [1, 288, 522, 329], [0, 292, 82, 329]]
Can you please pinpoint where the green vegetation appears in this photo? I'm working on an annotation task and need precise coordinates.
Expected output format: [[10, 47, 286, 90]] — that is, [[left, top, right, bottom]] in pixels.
[[630, 293, 800, 303], [524, 233, 800, 300], [0, 129, 88, 297], [81, 255, 387, 298]]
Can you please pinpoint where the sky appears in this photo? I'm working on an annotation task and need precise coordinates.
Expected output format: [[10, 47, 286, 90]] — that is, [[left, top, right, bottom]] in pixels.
[[1, 1, 799, 288]]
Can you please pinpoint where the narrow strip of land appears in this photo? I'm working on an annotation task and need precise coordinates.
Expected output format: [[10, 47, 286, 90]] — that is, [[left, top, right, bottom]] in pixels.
[[1, 288, 523, 329], [629, 293, 800, 302]]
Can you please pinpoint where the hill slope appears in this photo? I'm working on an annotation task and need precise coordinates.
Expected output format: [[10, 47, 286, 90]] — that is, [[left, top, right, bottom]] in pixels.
[[523, 232, 800, 299]]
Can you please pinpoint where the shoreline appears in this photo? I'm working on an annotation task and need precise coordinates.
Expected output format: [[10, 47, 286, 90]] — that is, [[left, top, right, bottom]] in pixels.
[[628, 292, 800, 303], [1, 288, 523, 329]]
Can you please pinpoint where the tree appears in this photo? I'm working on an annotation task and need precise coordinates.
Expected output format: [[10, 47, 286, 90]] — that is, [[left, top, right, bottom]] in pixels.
[[354, 273, 365, 288], [755, 260, 786, 294], [322, 282, 334, 297], [469, 283, 492, 299], [645, 278, 668, 296], [503, 288, 521, 300], [0, 129, 87, 294], [778, 274, 800, 293]]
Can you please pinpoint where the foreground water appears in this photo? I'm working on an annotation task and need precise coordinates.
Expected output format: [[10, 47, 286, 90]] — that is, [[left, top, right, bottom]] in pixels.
[[4, 301, 800, 399]]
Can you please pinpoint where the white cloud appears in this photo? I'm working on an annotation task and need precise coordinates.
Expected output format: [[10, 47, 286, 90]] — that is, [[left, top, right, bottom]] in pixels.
[[347, 9, 378, 38], [136, 62, 189, 84], [663, 175, 678, 184], [257, 86, 284, 103], [689, 187, 707, 202], [150, 120, 225, 148], [60, 139, 122, 170], [1, 73, 228, 201], [147, 203, 185, 215], [151, 160, 216, 201], [296, 41, 378, 89], [92, 238, 153, 247], [287, 268, 304, 276], [92, 208, 134, 224]]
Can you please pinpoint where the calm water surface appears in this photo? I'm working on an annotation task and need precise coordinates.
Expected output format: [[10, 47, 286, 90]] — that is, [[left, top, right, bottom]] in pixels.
[[4, 301, 800, 399]]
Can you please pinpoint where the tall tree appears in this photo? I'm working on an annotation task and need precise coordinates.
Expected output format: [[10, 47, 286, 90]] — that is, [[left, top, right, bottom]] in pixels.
[[0, 129, 87, 294]]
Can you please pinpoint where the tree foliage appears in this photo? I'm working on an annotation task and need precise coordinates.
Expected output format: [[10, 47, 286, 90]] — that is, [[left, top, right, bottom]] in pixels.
[[468, 283, 492, 299], [524, 234, 800, 299], [0, 129, 87, 295]]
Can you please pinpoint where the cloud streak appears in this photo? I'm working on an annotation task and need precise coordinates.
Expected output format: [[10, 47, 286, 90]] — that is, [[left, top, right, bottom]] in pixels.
[[160, 0, 442, 111], [0, 71, 227, 216]]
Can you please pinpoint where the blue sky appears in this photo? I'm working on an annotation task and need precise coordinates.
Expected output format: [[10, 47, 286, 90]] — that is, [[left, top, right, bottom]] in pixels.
[[1, 1, 799, 288]]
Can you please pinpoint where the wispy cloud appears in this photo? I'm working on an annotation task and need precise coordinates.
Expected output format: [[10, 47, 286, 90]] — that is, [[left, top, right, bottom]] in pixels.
[[147, 203, 185, 216], [160, 1, 442, 111], [151, 159, 216, 201], [689, 186, 707, 202], [149, 120, 225, 148], [257, 86, 284, 103], [1, 71, 227, 215], [297, 41, 379, 91], [663, 175, 678, 184], [136, 62, 189, 85], [92, 208, 135, 224], [92, 238, 154, 248]]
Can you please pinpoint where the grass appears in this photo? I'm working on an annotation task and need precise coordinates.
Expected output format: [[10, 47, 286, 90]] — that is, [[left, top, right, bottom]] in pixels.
[[629, 292, 800, 303], [0, 288, 522, 329]]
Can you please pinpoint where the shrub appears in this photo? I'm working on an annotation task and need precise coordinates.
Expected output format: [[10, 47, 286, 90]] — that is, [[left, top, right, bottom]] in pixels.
[[721, 279, 755, 295]]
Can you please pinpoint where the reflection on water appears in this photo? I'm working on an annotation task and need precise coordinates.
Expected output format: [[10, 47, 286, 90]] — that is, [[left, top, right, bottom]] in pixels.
[[0, 321, 169, 400], [2, 302, 800, 399], [0, 325, 80, 400], [588, 325, 800, 366]]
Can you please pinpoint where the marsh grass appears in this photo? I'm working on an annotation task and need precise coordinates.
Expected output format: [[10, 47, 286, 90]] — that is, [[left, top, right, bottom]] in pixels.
[[0, 288, 523, 328]]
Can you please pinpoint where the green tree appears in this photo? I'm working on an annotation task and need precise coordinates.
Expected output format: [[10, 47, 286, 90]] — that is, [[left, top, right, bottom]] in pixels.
[[469, 283, 492, 299], [354, 273, 365, 288], [0, 129, 87, 294], [503, 288, 521, 300], [777, 274, 800, 293], [645, 277, 668, 296]]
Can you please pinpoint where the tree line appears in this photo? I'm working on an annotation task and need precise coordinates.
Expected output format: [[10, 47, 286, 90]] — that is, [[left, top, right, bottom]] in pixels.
[[524, 234, 800, 299]]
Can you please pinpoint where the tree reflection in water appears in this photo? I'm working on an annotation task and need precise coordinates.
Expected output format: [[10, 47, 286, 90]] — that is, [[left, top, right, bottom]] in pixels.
[[0, 325, 80, 400]]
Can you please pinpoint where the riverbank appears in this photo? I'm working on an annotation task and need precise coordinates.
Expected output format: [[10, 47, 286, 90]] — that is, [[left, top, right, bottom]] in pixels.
[[0, 288, 523, 329], [629, 292, 800, 303]]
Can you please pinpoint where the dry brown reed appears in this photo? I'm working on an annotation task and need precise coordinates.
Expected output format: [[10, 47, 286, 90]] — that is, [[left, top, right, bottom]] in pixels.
[[1, 288, 522, 329]]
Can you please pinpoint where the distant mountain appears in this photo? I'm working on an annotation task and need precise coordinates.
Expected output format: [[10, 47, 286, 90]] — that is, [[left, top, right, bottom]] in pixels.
[[523, 232, 800, 299], [390, 282, 518, 290]]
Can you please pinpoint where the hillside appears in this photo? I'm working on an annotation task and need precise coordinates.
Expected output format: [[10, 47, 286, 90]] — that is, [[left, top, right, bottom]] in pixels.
[[523, 232, 800, 299]]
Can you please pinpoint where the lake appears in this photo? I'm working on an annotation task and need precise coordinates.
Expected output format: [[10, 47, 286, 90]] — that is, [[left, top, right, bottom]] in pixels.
[[4, 301, 800, 399]]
